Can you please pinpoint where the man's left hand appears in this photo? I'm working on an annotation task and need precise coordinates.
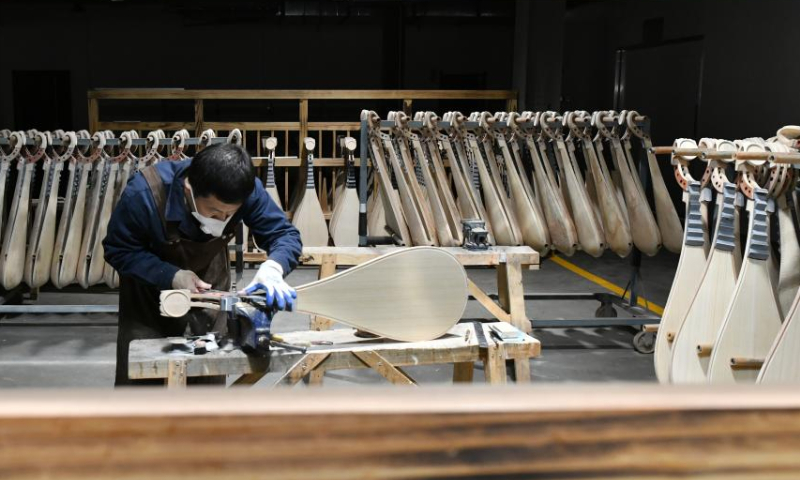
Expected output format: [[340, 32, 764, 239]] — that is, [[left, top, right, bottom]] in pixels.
[[239, 260, 297, 311]]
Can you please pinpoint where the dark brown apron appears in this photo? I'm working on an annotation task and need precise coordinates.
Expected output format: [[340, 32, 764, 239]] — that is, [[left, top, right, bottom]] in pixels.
[[114, 166, 235, 386]]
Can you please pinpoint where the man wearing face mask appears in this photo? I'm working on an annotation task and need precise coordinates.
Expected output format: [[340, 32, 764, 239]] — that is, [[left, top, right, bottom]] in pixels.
[[103, 143, 302, 386]]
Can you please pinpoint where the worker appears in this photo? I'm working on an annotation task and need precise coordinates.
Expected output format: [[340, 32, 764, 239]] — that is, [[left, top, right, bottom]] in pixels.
[[104, 143, 302, 386]]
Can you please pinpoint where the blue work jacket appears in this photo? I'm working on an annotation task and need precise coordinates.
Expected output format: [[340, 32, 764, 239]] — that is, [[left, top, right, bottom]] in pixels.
[[103, 160, 302, 290]]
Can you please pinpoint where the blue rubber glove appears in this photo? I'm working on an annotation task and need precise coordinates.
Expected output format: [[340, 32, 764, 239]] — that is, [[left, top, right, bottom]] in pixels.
[[239, 260, 297, 311]]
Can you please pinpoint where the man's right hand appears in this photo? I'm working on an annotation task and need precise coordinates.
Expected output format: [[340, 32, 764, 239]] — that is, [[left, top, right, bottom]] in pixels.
[[172, 270, 212, 293]]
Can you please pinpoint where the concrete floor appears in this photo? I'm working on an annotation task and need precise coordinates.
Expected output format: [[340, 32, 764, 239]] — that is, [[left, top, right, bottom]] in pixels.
[[0, 249, 679, 388]]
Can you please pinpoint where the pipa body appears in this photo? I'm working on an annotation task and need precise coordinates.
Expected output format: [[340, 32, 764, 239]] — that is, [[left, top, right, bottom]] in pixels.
[[160, 247, 468, 342], [291, 144, 328, 247]]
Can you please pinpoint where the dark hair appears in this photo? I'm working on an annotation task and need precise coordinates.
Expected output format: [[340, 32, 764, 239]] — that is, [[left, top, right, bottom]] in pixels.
[[186, 143, 255, 204]]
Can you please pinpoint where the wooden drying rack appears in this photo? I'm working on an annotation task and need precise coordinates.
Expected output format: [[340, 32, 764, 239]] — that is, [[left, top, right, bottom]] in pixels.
[[88, 89, 517, 212]]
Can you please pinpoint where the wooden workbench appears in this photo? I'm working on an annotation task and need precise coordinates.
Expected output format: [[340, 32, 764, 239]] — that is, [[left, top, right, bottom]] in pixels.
[[237, 246, 539, 334], [128, 322, 540, 388]]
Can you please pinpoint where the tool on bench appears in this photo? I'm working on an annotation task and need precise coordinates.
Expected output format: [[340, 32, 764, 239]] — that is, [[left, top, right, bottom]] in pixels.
[[161, 289, 308, 362], [462, 219, 489, 250], [470, 320, 490, 351], [488, 324, 526, 344], [220, 293, 308, 359]]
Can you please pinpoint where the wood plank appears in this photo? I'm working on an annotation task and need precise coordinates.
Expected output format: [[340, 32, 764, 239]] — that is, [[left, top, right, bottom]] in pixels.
[[230, 372, 267, 386], [129, 324, 540, 381], [307, 122, 361, 130], [88, 89, 517, 100], [8, 386, 800, 480], [166, 360, 187, 389], [95, 121, 192, 131], [276, 353, 331, 386], [352, 350, 417, 385], [468, 278, 512, 323], [482, 342, 507, 385], [497, 258, 531, 333], [297, 246, 539, 267], [236, 246, 542, 268], [202, 122, 300, 130], [310, 254, 337, 331], [87, 98, 99, 132], [452, 362, 474, 382], [513, 357, 531, 383]]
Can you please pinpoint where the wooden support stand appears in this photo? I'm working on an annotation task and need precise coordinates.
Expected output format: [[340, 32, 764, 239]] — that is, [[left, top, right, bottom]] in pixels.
[[128, 322, 540, 387]]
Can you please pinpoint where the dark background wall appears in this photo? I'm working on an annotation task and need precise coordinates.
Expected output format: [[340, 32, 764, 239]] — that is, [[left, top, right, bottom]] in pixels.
[[562, 0, 800, 145], [0, 0, 517, 130], [1, 0, 798, 144]]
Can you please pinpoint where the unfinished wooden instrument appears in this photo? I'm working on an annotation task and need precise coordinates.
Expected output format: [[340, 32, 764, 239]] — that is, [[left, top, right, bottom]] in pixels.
[[24, 131, 74, 288], [160, 247, 468, 342], [412, 112, 464, 245], [291, 137, 329, 247], [760, 285, 800, 383], [515, 112, 577, 254], [593, 111, 661, 256], [670, 139, 741, 383], [758, 139, 800, 383], [262, 136, 282, 209], [427, 112, 487, 241], [484, 112, 548, 253], [392, 112, 448, 246], [362, 110, 411, 245], [539, 111, 604, 257], [0, 131, 44, 289], [51, 132, 99, 288], [653, 139, 710, 383], [707, 141, 783, 384], [76, 131, 117, 288], [167, 129, 190, 161], [442, 111, 496, 244], [448, 112, 520, 246], [566, 111, 632, 257], [769, 141, 800, 318], [471, 111, 524, 246], [366, 171, 389, 238], [625, 110, 683, 253], [103, 131, 138, 289], [0, 131, 23, 276], [328, 137, 359, 247]]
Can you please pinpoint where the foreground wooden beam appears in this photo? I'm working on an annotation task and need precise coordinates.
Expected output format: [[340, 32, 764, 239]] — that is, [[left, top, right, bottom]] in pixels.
[[1, 385, 800, 479]]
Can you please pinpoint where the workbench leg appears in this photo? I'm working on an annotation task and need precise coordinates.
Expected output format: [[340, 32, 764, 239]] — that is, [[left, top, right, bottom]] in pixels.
[[167, 360, 187, 389], [512, 357, 531, 384], [307, 369, 325, 386], [311, 254, 337, 331], [497, 258, 532, 333], [482, 347, 507, 385], [231, 372, 268, 387], [452, 362, 474, 383], [353, 351, 416, 385], [275, 353, 331, 387]]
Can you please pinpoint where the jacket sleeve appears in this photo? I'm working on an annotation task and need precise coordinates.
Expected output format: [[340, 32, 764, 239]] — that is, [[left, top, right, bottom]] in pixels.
[[243, 178, 303, 275], [103, 187, 180, 290]]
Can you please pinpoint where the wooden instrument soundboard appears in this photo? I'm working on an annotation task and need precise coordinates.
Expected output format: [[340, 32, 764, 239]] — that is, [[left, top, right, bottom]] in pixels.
[[653, 139, 709, 383], [160, 247, 468, 342], [670, 139, 741, 383]]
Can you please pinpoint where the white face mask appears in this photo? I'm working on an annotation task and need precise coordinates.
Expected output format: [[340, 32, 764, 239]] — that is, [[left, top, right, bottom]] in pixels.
[[186, 181, 233, 237]]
